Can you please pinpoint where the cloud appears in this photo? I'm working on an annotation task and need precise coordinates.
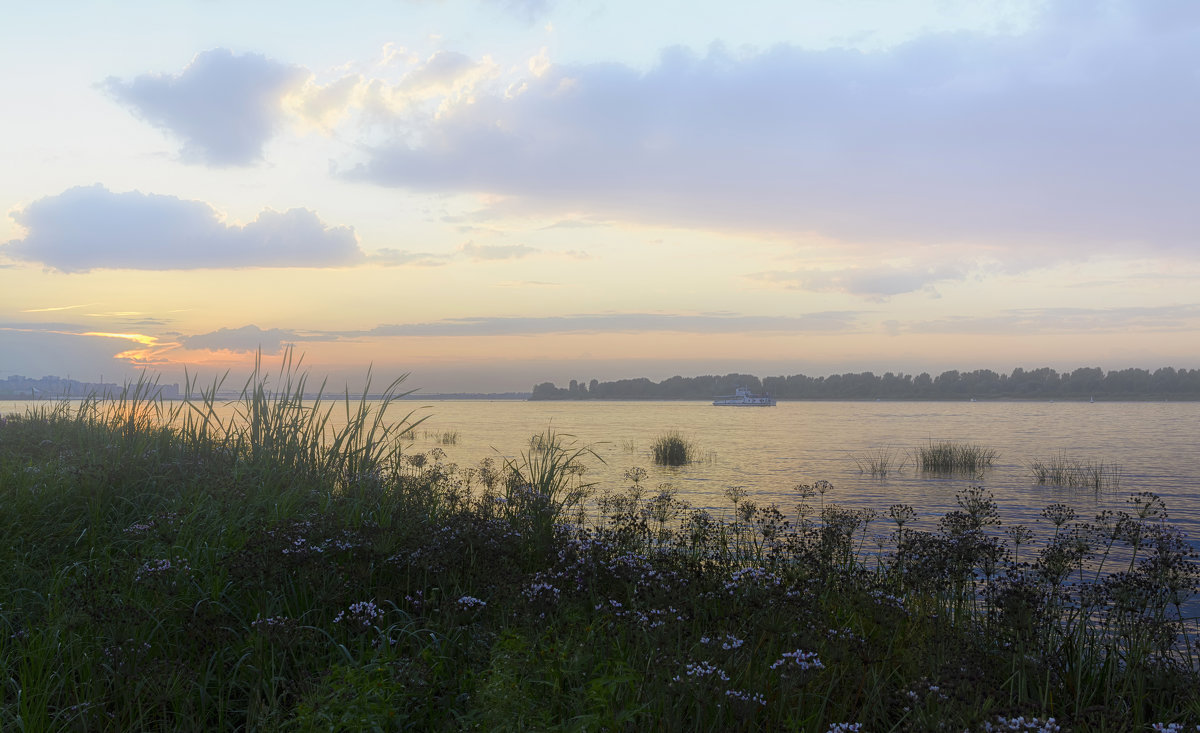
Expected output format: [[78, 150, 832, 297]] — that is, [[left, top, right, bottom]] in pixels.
[[459, 241, 538, 260], [363, 311, 863, 337], [0, 328, 140, 378], [286, 73, 364, 133], [490, 0, 553, 24], [0, 323, 176, 368], [170, 312, 864, 351], [344, 0, 1200, 256], [4, 185, 364, 272], [367, 248, 450, 267], [105, 48, 308, 166], [904, 304, 1200, 335], [750, 263, 968, 299], [180, 324, 302, 354]]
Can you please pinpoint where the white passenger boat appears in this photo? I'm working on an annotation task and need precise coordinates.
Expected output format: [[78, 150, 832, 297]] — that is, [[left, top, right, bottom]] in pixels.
[[712, 387, 777, 406]]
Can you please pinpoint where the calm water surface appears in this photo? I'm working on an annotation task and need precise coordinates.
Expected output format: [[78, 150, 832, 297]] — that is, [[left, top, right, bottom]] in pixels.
[[406, 400, 1200, 536], [5, 398, 1198, 538]]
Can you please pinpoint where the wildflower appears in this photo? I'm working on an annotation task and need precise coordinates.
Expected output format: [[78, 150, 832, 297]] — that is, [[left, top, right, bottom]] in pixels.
[[334, 600, 383, 630], [770, 649, 824, 672], [135, 557, 191, 584], [827, 725, 863, 732], [983, 716, 1061, 732], [456, 595, 487, 610], [672, 660, 730, 682], [522, 582, 561, 601], [251, 615, 292, 631], [724, 689, 767, 706]]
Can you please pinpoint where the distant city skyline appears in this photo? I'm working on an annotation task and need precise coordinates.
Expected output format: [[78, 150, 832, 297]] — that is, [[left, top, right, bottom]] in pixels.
[[3, 1, 1199, 393]]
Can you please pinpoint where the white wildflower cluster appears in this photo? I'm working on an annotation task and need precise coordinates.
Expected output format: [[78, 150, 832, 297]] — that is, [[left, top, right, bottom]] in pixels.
[[827, 724, 863, 732], [270, 522, 361, 557], [609, 606, 683, 629], [869, 589, 908, 611], [124, 512, 179, 536], [983, 716, 1061, 732], [826, 627, 863, 643], [288, 534, 358, 555], [672, 660, 730, 683], [700, 634, 745, 650], [770, 649, 824, 672], [282, 537, 316, 555], [135, 557, 191, 583], [595, 599, 624, 610], [723, 567, 781, 595], [334, 600, 383, 630], [1150, 725, 1200, 732], [251, 615, 292, 631], [724, 689, 766, 706], [456, 595, 487, 610], [522, 581, 561, 602]]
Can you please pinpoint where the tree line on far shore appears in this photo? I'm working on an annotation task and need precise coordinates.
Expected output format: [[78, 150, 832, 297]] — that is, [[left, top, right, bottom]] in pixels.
[[530, 366, 1200, 401]]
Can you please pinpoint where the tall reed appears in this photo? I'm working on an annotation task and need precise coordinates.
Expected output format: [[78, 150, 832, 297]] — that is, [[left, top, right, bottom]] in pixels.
[[651, 431, 696, 466], [915, 441, 997, 473], [1029, 453, 1122, 491], [854, 445, 908, 477]]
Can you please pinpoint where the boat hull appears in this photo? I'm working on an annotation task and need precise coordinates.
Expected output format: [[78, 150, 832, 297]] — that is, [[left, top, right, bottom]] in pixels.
[[712, 387, 776, 406]]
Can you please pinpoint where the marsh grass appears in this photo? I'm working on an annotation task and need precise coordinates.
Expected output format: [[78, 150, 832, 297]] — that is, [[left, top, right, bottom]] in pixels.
[[651, 431, 697, 466], [854, 445, 908, 477], [916, 440, 997, 474], [424, 429, 459, 445], [1030, 454, 1122, 491], [1, 360, 1197, 731]]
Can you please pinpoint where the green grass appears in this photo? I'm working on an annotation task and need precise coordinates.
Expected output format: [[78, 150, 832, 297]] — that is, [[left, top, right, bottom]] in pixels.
[[651, 430, 697, 466], [915, 440, 997, 473], [0, 355, 1196, 731]]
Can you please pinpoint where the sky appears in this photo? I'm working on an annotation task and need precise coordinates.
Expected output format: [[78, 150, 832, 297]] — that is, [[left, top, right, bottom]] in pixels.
[[2, 0, 1199, 393]]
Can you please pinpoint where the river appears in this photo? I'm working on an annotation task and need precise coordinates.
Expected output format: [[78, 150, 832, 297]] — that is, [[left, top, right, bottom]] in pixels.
[[5, 398, 1198, 537]]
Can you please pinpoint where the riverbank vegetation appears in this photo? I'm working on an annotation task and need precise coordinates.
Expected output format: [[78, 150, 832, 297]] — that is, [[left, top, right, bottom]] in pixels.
[[531, 366, 1200, 401], [2, 365, 1198, 730]]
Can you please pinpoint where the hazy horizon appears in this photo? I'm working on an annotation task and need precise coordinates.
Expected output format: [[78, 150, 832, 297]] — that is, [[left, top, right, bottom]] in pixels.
[[6, 356, 1200, 396], [4, 1, 1199, 392]]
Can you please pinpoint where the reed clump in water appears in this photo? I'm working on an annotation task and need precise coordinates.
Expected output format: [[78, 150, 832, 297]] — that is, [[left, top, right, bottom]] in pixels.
[[854, 445, 908, 477], [424, 429, 459, 445], [915, 440, 997, 473], [1, 360, 1196, 731], [1030, 453, 1122, 491], [650, 430, 696, 466]]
